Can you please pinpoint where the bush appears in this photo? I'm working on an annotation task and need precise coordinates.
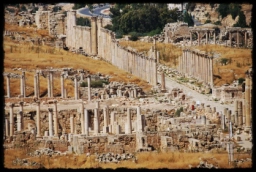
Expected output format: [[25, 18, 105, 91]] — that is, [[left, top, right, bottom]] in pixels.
[[214, 20, 221, 25], [115, 30, 124, 39], [20, 4, 27, 11], [220, 58, 229, 65], [52, 6, 61, 12], [129, 32, 139, 41], [175, 107, 183, 117], [238, 78, 245, 85], [104, 24, 113, 31], [147, 28, 161, 36], [205, 19, 212, 24]]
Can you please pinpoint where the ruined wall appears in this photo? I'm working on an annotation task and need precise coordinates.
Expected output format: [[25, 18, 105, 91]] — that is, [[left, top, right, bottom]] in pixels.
[[35, 11, 49, 30]]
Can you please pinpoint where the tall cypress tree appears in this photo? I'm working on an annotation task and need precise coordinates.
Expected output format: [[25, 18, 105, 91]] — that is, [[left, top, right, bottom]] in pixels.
[[233, 11, 248, 28]]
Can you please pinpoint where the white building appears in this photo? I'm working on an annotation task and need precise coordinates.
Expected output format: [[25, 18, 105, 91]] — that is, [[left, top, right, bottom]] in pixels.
[[167, 3, 187, 12]]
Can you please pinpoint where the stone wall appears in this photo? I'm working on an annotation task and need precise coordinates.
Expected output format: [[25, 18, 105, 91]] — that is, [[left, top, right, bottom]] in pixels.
[[66, 11, 158, 86]]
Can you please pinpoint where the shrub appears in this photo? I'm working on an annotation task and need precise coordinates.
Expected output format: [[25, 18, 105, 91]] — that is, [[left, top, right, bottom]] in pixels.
[[205, 19, 212, 24], [104, 24, 113, 31], [238, 78, 245, 85], [220, 58, 229, 65], [129, 32, 139, 41], [20, 4, 27, 11], [214, 20, 221, 25], [175, 107, 183, 117]]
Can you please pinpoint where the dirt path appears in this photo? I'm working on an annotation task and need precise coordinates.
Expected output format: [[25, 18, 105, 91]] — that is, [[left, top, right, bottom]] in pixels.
[[158, 74, 234, 114]]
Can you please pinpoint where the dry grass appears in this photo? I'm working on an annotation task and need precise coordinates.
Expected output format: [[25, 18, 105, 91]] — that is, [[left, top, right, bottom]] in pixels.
[[119, 41, 252, 87], [4, 148, 252, 169], [4, 37, 152, 97], [195, 44, 252, 86], [119, 40, 182, 67]]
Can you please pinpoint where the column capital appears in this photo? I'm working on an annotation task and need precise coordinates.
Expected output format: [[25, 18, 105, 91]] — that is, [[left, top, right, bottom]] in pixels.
[[48, 108, 53, 112]]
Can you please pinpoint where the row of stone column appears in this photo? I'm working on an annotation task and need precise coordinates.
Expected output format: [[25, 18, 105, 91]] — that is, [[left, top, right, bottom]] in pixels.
[[6, 71, 92, 101], [5, 102, 24, 136], [190, 30, 216, 46], [5, 100, 144, 138], [66, 12, 158, 86], [5, 72, 26, 98], [227, 30, 249, 47], [179, 49, 213, 87]]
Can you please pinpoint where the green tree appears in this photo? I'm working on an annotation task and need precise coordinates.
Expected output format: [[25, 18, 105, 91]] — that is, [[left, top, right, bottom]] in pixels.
[[72, 4, 84, 10], [229, 3, 241, 20], [217, 4, 229, 18], [183, 11, 194, 26], [186, 3, 196, 11], [205, 19, 212, 24], [20, 4, 27, 11], [233, 11, 248, 28]]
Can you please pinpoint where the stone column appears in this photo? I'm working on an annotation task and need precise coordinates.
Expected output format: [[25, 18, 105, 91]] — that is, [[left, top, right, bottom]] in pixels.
[[245, 77, 251, 127], [70, 115, 74, 134], [19, 101, 24, 130], [95, 101, 100, 109], [48, 108, 53, 137], [197, 32, 200, 46], [36, 100, 41, 137], [227, 110, 232, 123], [126, 108, 132, 134], [6, 74, 10, 98], [209, 57, 213, 87], [223, 108, 228, 121], [84, 109, 89, 135], [34, 74, 38, 98], [87, 76, 91, 101], [80, 102, 85, 134], [91, 16, 97, 55], [221, 113, 225, 130], [60, 73, 65, 98], [238, 101, 243, 127], [74, 75, 78, 100], [50, 71, 54, 97], [234, 100, 238, 126], [212, 107, 216, 113], [103, 106, 109, 133], [133, 88, 137, 98], [137, 106, 143, 132], [5, 118, 9, 136], [17, 111, 22, 131], [94, 108, 99, 134], [53, 100, 58, 137], [161, 71, 166, 92], [20, 73, 25, 97], [36, 72, 40, 97], [110, 111, 115, 133], [9, 103, 14, 136], [47, 74, 51, 97]]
